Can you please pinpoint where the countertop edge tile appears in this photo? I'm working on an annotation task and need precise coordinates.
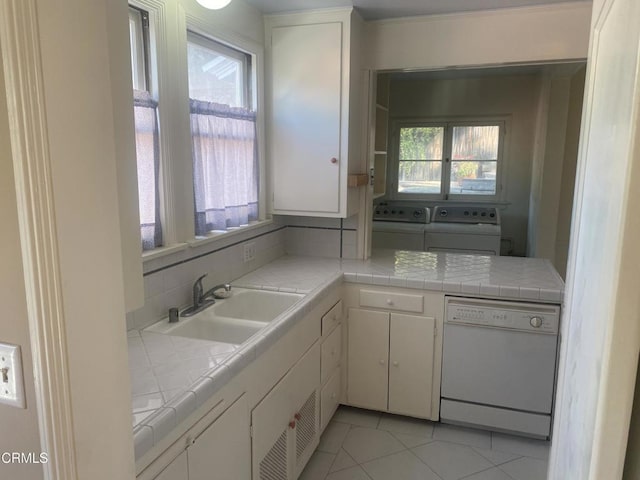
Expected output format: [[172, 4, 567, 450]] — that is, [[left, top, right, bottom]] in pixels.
[[133, 425, 154, 460]]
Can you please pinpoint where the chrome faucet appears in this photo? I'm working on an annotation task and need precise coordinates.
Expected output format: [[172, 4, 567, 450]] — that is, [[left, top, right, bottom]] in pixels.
[[180, 275, 231, 317], [203, 283, 232, 301], [193, 274, 207, 308]]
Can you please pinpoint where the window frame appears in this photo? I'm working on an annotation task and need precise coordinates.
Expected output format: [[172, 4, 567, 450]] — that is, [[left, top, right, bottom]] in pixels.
[[186, 31, 252, 109], [389, 117, 507, 203], [126, 1, 267, 261], [128, 6, 150, 92]]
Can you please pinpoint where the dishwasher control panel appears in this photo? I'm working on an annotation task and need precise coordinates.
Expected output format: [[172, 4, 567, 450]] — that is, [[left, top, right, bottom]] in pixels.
[[446, 298, 560, 334]]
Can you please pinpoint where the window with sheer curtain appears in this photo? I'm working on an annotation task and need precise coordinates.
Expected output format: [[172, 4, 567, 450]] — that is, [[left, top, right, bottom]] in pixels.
[[187, 32, 258, 236], [129, 6, 163, 250]]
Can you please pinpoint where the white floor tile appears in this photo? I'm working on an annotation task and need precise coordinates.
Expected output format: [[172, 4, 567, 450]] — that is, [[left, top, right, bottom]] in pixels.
[[325, 465, 372, 480], [462, 467, 514, 480], [378, 413, 435, 438], [342, 427, 405, 463], [361, 450, 442, 480], [472, 447, 521, 466], [433, 424, 492, 449], [499, 457, 548, 480], [330, 449, 357, 473], [412, 441, 493, 480], [333, 406, 381, 428], [392, 432, 435, 448], [317, 421, 351, 454], [299, 451, 335, 480], [491, 434, 550, 460]]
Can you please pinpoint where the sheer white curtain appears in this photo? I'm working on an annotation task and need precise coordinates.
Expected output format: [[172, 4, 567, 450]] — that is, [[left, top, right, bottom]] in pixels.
[[133, 90, 163, 250], [190, 100, 258, 236]]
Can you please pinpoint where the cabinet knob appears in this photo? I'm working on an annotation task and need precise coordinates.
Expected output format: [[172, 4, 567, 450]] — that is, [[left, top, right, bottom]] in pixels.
[[330, 157, 338, 164], [289, 420, 296, 429], [331, 393, 337, 399], [294, 413, 301, 421], [379, 359, 385, 365], [386, 299, 393, 306], [392, 361, 399, 367]]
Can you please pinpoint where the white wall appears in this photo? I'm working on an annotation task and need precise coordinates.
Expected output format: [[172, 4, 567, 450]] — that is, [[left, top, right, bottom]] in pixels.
[[624, 367, 640, 479], [366, 2, 591, 71], [528, 66, 585, 274], [0, 44, 44, 480], [549, 0, 640, 476], [386, 73, 541, 256], [35, 0, 137, 476], [554, 67, 586, 277]]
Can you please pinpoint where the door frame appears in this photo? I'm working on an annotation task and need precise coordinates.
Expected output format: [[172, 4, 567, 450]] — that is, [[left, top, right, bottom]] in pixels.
[[0, 1, 77, 478]]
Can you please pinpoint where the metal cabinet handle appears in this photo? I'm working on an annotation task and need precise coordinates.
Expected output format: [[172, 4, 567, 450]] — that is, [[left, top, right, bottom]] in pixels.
[[330, 157, 338, 164]]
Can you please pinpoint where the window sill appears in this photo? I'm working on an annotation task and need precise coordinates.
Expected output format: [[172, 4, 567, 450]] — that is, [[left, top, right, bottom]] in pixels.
[[187, 219, 274, 249], [142, 243, 189, 263], [141, 220, 274, 265]]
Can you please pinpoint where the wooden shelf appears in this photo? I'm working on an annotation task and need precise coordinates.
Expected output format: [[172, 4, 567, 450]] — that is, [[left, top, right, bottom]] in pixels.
[[347, 173, 369, 188]]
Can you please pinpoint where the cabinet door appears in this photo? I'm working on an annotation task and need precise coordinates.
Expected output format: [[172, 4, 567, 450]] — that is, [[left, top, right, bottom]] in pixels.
[[252, 343, 321, 480], [321, 325, 341, 384], [388, 314, 435, 418], [271, 22, 342, 214], [153, 451, 188, 480], [188, 395, 251, 480], [320, 368, 341, 431], [347, 308, 389, 411]]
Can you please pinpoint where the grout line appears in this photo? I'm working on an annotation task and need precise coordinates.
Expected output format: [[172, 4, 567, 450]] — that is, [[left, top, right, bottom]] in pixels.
[[405, 446, 445, 480], [458, 464, 505, 480]]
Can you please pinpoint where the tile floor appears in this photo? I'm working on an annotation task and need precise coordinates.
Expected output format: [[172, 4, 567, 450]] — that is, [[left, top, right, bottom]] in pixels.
[[301, 406, 550, 480]]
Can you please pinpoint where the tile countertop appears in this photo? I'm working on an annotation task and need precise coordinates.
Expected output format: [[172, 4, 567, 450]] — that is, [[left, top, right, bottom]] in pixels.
[[129, 250, 564, 460]]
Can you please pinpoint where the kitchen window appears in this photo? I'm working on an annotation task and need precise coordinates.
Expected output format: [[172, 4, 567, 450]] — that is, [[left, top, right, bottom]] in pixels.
[[129, 6, 163, 250], [187, 32, 258, 236], [392, 120, 505, 201]]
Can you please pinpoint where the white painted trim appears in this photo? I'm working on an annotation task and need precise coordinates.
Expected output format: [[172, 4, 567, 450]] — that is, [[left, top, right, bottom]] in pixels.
[[367, 1, 592, 25], [0, 1, 77, 478], [130, 0, 180, 247]]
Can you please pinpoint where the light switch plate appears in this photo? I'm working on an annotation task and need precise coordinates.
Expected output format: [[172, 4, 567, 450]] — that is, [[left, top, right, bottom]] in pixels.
[[0, 343, 26, 408]]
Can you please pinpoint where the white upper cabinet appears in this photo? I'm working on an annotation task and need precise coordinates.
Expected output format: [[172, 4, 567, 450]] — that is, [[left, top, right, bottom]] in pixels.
[[266, 9, 366, 217]]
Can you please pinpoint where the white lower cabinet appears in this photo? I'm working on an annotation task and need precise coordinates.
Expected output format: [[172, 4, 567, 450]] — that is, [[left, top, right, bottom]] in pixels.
[[320, 368, 341, 431], [187, 395, 251, 480], [347, 308, 436, 419], [319, 300, 343, 431], [251, 342, 321, 480]]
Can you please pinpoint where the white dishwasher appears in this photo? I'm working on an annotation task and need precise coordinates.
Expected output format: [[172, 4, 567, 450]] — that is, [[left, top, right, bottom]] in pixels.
[[441, 297, 560, 439]]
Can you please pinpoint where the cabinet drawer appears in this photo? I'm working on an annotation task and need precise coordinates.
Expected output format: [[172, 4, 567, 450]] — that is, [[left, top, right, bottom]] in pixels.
[[359, 289, 424, 313], [322, 300, 343, 336], [320, 369, 341, 431], [321, 326, 341, 384]]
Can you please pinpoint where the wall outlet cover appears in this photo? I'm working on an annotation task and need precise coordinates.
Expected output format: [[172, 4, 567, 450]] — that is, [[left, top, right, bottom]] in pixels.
[[0, 343, 26, 409], [243, 243, 256, 263]]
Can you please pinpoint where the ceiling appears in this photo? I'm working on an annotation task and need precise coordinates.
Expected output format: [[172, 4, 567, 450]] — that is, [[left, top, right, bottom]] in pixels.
[[243, 0, 591, 21]]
